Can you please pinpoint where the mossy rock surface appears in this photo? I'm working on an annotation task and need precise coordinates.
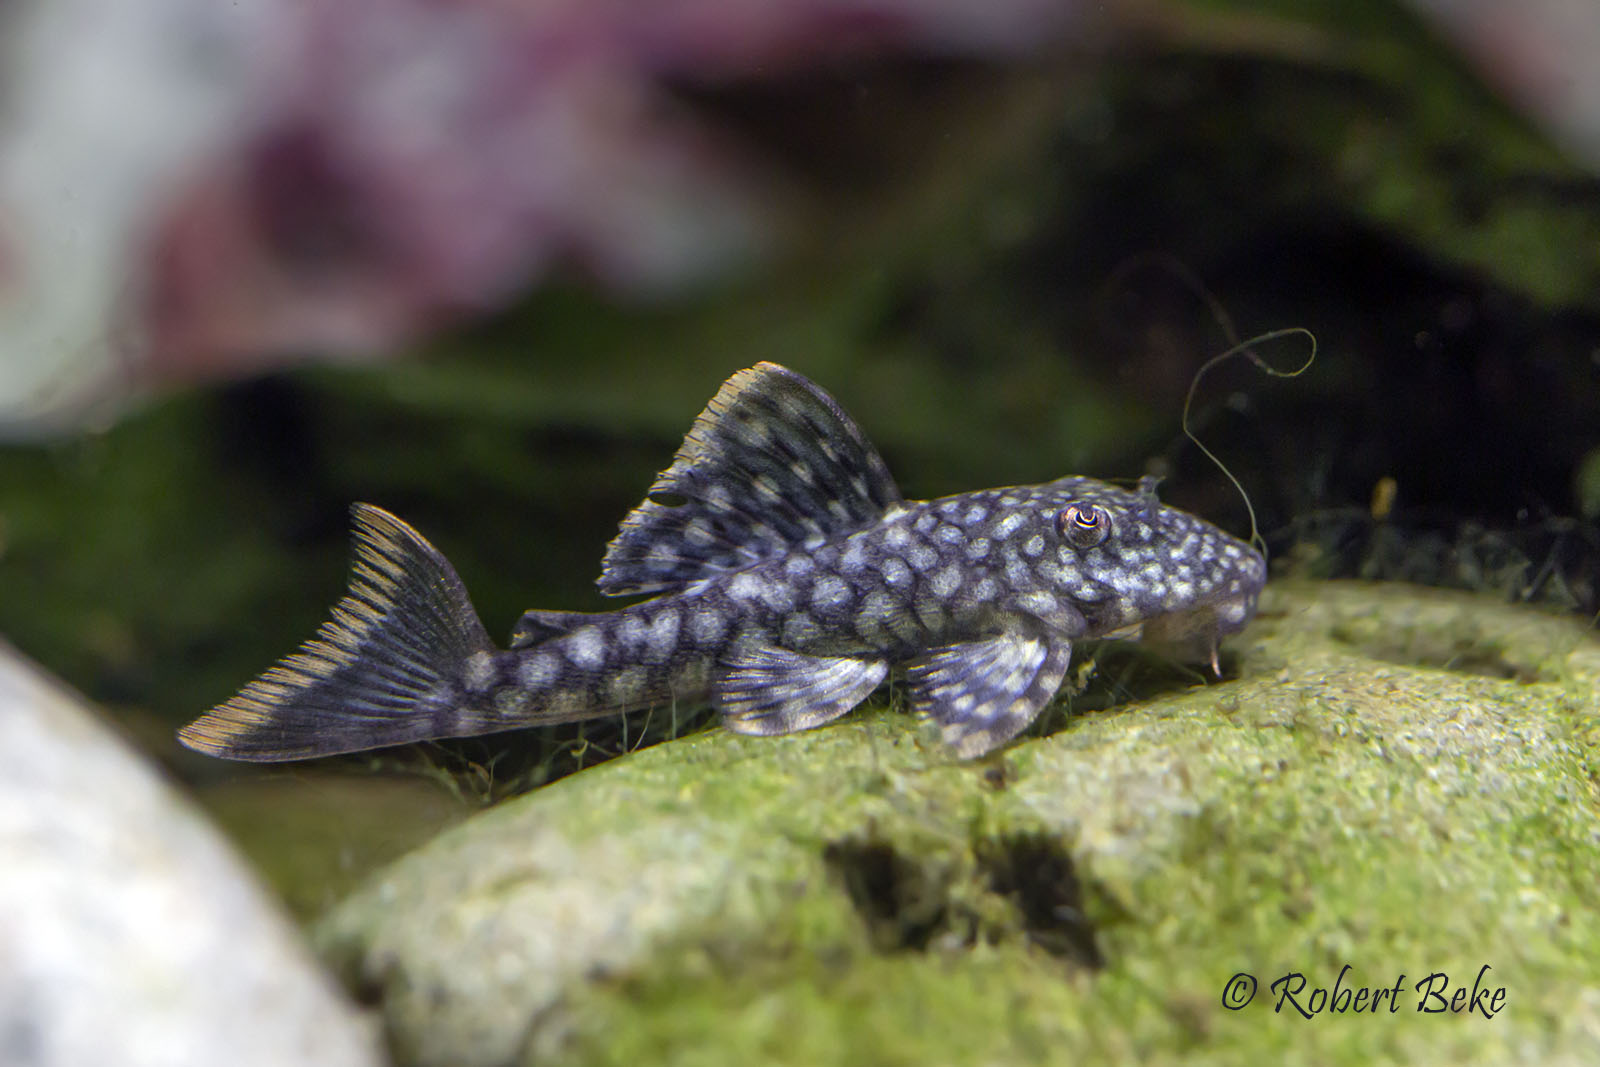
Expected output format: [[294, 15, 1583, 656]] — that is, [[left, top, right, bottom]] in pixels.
[[316, 581, 1600, 1066]]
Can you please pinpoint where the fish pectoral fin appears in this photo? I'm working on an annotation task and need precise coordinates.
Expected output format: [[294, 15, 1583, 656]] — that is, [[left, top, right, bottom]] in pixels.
[[906, 632, 1073, 758], [597, 363, 904, 597], [509, 609, 608, 649], [714, 645, 888, 736]]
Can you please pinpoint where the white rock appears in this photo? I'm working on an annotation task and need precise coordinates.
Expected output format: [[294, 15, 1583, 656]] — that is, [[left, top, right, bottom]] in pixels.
[[0, 639, 384, 1067]]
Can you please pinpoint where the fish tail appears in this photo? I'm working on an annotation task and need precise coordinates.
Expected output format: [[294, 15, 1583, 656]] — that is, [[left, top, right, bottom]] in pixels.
[[178, 504, 496, 762]]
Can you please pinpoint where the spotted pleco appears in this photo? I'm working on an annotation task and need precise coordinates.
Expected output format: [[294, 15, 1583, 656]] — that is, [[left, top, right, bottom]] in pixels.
[[178, 363, 1266, 762]]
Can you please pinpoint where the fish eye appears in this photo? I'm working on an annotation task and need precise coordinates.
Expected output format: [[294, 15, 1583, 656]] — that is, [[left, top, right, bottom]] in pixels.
[[1056, 503, 1110, 549]]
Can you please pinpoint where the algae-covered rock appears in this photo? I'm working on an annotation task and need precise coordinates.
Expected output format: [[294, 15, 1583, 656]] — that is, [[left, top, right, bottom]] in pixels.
[[312, 581, 1600, 1065], [0, 640, 384, 1067]]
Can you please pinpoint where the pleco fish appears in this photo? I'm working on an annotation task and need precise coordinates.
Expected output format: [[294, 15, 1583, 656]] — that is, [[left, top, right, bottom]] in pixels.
[[179, 363, 1266, 762]]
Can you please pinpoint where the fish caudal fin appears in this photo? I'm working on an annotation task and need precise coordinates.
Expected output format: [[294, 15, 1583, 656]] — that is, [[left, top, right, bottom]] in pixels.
[[178, 504, 495, 762]]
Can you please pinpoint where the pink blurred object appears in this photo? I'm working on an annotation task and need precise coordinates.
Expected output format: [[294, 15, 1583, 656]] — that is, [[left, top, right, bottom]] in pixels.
[[0, 0, 1083, 435], [1408, 0, 1600, 167]]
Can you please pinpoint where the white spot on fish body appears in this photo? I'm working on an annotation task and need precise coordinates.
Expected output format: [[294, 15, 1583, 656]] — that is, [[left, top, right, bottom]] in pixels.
[[993, 513, 1024, 538], [517, 653, 558, 689], [812, 576, 852, 610], [784, 555, 815, 578], [607, 666, 648, 705], [464, 651, 496, 692], [964, 504, 987, 525], [619, 615, 649, 652], [546, 688, 586, 718], [762, 582, 796, 613], [567, 627, 606, 670], [906, 544, 937, 573], [881, 558, 912, 588], [645, 610, 681, 662], [965, 538, 991, 561], [1023, 534, 1045, 558], [884, 525, 911, 548], [689, 607, 725, 645], [1018, 591, 1058, 617], [930, 564, 962, 598], [728, 572, 763, 600]]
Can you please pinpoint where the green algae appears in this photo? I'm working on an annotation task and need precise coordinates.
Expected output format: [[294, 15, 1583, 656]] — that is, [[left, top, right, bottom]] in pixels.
[[315, 582, 1600, 1066]]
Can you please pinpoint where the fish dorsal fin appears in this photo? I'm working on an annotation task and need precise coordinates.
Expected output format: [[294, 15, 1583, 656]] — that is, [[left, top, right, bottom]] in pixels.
[[598, 363, 903, 596]]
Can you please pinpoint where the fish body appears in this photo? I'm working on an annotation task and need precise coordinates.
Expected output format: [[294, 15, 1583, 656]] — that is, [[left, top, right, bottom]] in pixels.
[[179, 363, 1265, 761]]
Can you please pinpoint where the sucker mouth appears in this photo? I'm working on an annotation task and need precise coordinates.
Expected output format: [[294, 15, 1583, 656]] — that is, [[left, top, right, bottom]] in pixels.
[[1138, 607, 1215, 641], [1137, 605, 1223, 662]]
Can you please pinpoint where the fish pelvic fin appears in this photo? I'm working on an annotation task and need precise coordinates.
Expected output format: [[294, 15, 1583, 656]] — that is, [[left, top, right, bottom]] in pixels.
[[905, 633, 1074, 758], [178, 504, 495, 762], [598, 363, 903, 596]]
